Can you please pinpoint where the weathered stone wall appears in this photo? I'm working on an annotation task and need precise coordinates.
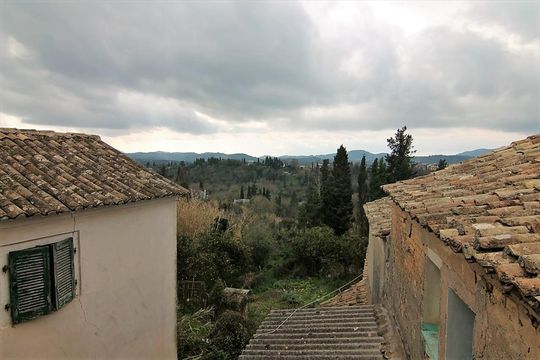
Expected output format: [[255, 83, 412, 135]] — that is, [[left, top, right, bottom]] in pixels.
[[381, 204, 426, 359], [382, 203, 540, 360]]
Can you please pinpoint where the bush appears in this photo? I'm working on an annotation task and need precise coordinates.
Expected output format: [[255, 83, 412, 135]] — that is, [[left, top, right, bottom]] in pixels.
[[288, 226, 364, 277], [177, 308, 214, 358], [210, 311, 249, 359], [281, 291, 302, 306], [201, 350, 229, 360], [243, 223, 275, 269], [178, 231, 249, 288]]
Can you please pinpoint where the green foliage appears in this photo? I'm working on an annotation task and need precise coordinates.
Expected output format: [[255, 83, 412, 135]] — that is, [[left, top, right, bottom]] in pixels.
[[357, 155, 369, 237], [437, 158, 448, 170], [244, 222, 275, 269], [289, 226, 363, 277], [177, 308, 214, 358], [369, 157, 388, 200], [210, 311, 249, 359], [298, 181, 322, 228], [323, 145, 353, 235], [281, 291, 302, 306], [386, 126, 416, 182], [208, 279, 226, 310], [177, 231, 249, 288], [201, 350, 230, 360]]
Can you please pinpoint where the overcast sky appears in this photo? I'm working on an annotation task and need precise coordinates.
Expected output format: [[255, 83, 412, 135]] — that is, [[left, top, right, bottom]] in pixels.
[[1, 1, 539, 155]]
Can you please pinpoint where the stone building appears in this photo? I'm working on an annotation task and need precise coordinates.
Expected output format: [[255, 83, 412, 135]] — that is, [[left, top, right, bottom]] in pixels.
[[0, 129, 188, 358], [364, 134, 540, 359]]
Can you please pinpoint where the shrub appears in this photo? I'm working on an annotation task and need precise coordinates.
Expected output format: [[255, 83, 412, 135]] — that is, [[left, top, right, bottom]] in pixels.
[[288, 226, 364, 277], [177, 308, 214, 358], [281, 291, 302, 306], [201, 350, 229, 360], [178, 231, 249, 288], [210, 311, 249, 359], [243, 223, 275, 269]]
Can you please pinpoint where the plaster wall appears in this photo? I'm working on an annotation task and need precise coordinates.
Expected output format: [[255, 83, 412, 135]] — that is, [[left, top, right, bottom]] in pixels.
[[0, 198, 178, 359], [380, 204, 540, 360]]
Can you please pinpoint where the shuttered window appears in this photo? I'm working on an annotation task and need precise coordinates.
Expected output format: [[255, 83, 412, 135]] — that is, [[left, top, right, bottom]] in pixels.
[[9, 246, 52, 324], [52, 238, 75, 310], [8, 237, 75, 324]]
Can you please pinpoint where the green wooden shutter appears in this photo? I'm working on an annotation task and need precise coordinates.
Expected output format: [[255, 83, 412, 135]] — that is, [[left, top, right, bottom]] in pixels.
[[52, 237, 75, 309], [8, 246, 52, 324]]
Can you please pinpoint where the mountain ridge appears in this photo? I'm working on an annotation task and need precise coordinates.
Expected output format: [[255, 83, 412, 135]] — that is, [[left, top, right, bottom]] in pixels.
[[128, 148, 493, 165]]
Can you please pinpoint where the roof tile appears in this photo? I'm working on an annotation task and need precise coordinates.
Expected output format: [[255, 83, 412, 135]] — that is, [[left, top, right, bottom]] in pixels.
[[0, 128, 188, 221]]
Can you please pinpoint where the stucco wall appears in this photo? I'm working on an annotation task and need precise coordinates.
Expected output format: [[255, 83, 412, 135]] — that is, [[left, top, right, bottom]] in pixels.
[[380, 204, 540, 360], [0, 197, 177, 359]]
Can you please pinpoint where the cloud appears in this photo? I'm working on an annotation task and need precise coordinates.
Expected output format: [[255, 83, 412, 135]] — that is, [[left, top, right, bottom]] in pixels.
[[0, 1, 539, 143]]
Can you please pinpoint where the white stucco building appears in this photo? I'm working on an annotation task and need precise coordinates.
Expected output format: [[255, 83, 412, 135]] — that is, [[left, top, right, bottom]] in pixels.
[[0, 128, 188, 359]]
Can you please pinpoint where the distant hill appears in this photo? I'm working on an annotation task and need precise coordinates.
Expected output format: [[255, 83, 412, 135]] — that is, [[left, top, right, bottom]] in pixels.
[[129, 151, 258, 163], [128, 148, 494, 165], [456, 148, 493, 157]]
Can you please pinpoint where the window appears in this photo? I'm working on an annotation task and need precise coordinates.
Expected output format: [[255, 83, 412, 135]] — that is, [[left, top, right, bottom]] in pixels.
[[422, 256, 441, 360], [446, 289, 475, 360], [8, 238, 75, 324]]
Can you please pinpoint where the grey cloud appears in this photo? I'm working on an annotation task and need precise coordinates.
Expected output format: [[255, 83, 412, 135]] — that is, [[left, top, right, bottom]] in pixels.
[[468, 1, 540, 41], [0, 1, 539, 136]]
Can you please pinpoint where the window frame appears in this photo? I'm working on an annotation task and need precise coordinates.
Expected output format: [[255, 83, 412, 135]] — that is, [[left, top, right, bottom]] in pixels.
[[7, 237, 76, 324]]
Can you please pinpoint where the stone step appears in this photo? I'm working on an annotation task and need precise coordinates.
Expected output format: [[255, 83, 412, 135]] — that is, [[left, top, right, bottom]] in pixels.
[[265, 312, 376, 320], [261, 316, 376, 327], [242, 305, 384, 359], [240, 349, 383, 357], [269, 306, 374, 316], [264, 314, 375, 323], [249, 336, 384, 345], [256, 323, 378, 333], [239, 355, 383, 360], [246, 342, 381, 351], [253, 331, 380, 339]]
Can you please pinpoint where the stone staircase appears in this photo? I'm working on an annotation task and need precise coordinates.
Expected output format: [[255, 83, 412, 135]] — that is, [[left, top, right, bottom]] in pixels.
[[240, 305, 384, 359]]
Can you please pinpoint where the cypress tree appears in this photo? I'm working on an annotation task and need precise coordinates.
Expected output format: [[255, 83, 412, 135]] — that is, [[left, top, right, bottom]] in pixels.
[[369, 157, 387, 200], [327, 145, 353, 235], [240, 185, 244, 199], [357, 155, 369, 236], [320, 159, 333, 227]]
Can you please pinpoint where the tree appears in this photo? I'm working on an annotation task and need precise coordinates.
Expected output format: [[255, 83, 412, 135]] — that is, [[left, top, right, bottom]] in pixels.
[[369, 157, 387, 201], [320, 159, 333, 227], [357, 155, 369, 237], [437, 159, 448, 170], [158, 164, 167, 177], [275, 191, 283, 217], [324, 145, 353, 236], [288, 191, 299, 218], [240, 185, 244, 199], [386, 126, 416, 182], [298, 181, 322, 228]]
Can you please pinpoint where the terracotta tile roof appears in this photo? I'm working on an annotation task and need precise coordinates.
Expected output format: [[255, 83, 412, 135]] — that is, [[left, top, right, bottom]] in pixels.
[[383, 134, 540, 312], [0, 128, 188, 221], [364, 197, 392, 237]]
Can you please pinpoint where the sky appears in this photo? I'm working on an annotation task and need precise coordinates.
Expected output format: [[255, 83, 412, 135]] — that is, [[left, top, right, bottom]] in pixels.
[[0, 1, 539, 156]]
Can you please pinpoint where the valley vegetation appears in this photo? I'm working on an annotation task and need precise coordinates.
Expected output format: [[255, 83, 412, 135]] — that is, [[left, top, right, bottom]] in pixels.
[[151, 127, 416, 359]]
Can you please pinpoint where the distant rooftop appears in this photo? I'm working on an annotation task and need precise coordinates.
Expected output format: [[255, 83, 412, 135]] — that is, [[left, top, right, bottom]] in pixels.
[[0, 128, 188, 221], [383, 134, 540, 311]]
